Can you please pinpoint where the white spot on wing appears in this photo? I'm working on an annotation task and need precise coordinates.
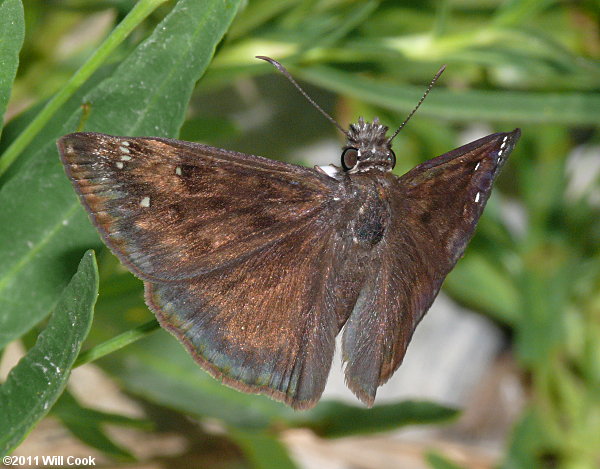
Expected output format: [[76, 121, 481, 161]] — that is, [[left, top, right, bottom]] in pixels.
[[140, 197, 150, 207], [119, 146, 130, 154], [121, 155, 131, 161], [475, 192, 480, 203], [474, 162, 480, 171], [498, 135, 509, 160], [121, 141, 130, 146], [116, 162, 124, 169], [317, 165, 339, 178], [175, 166, 182, 176]]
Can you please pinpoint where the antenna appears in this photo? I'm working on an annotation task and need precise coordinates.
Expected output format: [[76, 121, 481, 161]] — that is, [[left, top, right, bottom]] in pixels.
[[257, 56, 349, 137], [388, 65, 446, 143]]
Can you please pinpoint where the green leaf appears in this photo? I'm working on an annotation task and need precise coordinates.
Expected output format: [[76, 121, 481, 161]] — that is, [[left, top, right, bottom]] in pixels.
[[231, 431, 299, 469], [445, 251, 520, 325], [0, 0, 168, 177], [228, 0, 303, 40], [82, 0, 241, 137], [297, 65, 600, 125], [0, 251, 98, 456], [74, 319, 160, 368], [0, 65, 117, 186], [179, 116, 239, 145], [0, 0, 24, 138], [298, 0, 379, 50], [501, 409, 548, 469], [52, 390, 151, 461], [293, 400, 459, 438], [515, 126, 569, 238], [493, 0, 557, 27], [515, 245, 570, 366], [0, 0, 242, 350], [0, 159, 102, 350], [98, 330, 289, 429]]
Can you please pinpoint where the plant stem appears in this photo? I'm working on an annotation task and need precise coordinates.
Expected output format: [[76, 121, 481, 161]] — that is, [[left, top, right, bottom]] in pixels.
[[74, 319, 160, 368]]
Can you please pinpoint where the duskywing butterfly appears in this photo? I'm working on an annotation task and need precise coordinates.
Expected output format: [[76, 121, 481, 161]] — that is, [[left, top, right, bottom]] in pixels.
[[57, 57, 519, 410]]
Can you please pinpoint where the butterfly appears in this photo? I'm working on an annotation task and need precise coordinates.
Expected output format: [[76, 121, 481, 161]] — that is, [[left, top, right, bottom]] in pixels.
[[57, 57, 520, 410]]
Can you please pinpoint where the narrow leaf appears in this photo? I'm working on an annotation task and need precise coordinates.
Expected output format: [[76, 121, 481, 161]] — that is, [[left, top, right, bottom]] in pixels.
[[0, 251, 98, 456], [99, 331, 287, 429], [445, 251, 519, 325], [52, 391, 151, 461], [293, 400, 459, 438], [0, 0, 24, 138], [298, 65, 600, 125]]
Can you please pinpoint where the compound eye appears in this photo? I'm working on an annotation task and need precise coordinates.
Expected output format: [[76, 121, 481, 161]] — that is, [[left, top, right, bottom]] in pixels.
[[389, 150, 396, 168], [341, 147, 359, 171]]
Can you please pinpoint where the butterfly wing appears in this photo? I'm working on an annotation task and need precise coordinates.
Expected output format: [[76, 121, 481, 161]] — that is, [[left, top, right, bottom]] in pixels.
[[342, 129, 520, 405], [59, 131, 366, 409], [146, 205, 366, 409], [58, 132, 335, 282]]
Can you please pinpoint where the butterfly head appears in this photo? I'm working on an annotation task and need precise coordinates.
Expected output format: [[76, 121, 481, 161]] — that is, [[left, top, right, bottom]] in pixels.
[[256, 57, 446, 176], [342, 117, 395, 173]]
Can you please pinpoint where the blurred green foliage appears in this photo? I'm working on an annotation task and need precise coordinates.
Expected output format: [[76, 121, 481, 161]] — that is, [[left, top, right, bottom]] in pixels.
[[0, 0, 598, 468]]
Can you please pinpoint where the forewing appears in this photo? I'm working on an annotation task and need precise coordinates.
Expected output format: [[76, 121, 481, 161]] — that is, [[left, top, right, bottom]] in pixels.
[[343, 129, 520, 405], [58, 132, 335, 282], [146, 211, 365, 410]]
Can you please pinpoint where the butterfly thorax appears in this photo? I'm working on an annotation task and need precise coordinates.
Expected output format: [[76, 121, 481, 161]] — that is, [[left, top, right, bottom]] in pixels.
[[339, 172, 393, 250], [344, 117, 395, 174]]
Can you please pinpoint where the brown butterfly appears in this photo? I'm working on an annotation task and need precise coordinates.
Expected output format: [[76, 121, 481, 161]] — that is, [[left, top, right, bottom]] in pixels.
[[57, 58, 520, 410]]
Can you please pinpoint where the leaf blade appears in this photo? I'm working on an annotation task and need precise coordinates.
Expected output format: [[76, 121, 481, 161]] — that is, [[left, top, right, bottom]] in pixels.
[[0, 251, 98, 456], [293, 400, 459, 438], [0, 0, 24, 138], [297, 65, 600, 125]]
